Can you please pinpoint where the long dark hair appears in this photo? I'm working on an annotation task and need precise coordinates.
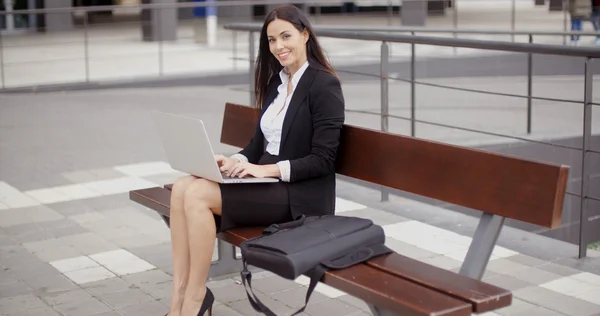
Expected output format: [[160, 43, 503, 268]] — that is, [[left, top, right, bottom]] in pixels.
[[254, 5, 337, 109]]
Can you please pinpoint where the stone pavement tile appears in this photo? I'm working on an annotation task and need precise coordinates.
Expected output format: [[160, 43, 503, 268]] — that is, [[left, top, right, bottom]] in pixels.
[[483, 275, 534, 291], [111, 234, 168, 250], [0, 209, 35, 228], [303, 298, 362, 316], [96, 288, 156, 309], [5, 305, 61, 316], [142, 172, 186, 186], [507, 254, 552, 267], [248, 275, 304, 295], [85, 312, 122, 316], [49, 199, 97, 217], [0, 246, 44, 269], [40, 288, 93, 306], [337, 294, 370, 312], [212, 304, 244, 316], [0, 269, 19, 285], [4, 222, 55, 244], [61, 170, 99, 184], [229, 292, 295, 316], [341, 208, 408, 226], [121, 270, 172, 301], [63, 266, 117, 285], [128, 242, 173, 270], [211, 281, 255, 304], [89, 168, 127, 181], [542, 294, 600, 316], [270, 287, 329, 309], [121, 270, 171, 289], [486, 259, 530, 275], [84, 193, 134, 212], [511, 306, 565, 316], [540, 276, 599, 297], [9, 262, 60, 280], [0, 281, 31, 299], [117, 300, 168, 316], [493, 298, 539, 316], [21, 205, 64, 223], [515, 285, 600, 316], [82, 277, 135, 296], [53, 297, 112, 316], [0, 294, 48, 314], [383, 238, 437, 260], [577, 287, 600, 305], [531, 262, 581, 277], [508, 267, 562, 285], [25, 273, 79, 296]]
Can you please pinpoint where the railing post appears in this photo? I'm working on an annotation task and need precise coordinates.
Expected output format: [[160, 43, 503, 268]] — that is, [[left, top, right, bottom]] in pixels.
[[84, 11, 90, 83], [233, 30, 238, 70], [249, 31, 256, 106], [579, 57, 593, 259], [0, 23, 5, 89], [411, 32, 416, 137], [563, 0, 568, 45], [157, 7, 164, 76], [381, 41, 390, 202], [511, 0, 516, 42], [453, 0, 458, 55], [527, 34, 532, 134]]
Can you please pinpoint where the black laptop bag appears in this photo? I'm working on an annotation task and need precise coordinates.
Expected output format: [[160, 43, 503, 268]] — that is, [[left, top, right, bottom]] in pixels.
[[238, 214, 392, 315]]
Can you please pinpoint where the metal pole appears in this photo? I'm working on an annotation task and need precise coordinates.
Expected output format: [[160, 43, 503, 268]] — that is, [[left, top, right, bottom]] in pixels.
[[0, 23, 5, 89], [249, 31, 256, 106], [511, 0, 516, 42], [387, 0, 393, 26], [453, 0, 458, 55], [381, 41, 390, 202], [158, 7, 164, 76], [527, 34, 532, 134], [233, 30, 238, 70], [563, 0, 568, 45], [84, 11, 90, 83], [579, 57, 593, 259], [411, 32, 416, 137]]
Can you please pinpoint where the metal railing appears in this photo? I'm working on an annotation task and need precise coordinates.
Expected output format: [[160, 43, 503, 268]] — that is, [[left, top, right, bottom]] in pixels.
[[225, 22, 600, 258]]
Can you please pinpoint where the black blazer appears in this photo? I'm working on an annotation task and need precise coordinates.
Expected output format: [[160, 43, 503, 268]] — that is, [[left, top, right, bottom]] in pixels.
[[238, 65, 345, 219]]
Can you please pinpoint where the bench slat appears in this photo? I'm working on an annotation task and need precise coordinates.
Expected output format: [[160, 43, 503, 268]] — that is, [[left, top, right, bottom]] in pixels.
[[367, 253, 511, 313], [134, 187, 510, 314], [220, 102, 569, 229]]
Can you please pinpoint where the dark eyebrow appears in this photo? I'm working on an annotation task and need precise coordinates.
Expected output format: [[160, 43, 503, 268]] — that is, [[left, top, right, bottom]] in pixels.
[[268, 31, 291, 38]]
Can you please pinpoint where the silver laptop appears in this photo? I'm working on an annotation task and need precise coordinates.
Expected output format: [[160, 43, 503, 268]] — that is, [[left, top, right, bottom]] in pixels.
[[152, 111, 279, 184]]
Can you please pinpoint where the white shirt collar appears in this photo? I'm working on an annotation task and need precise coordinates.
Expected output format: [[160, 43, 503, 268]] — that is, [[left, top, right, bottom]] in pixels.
[[279, 60, 310, 86]]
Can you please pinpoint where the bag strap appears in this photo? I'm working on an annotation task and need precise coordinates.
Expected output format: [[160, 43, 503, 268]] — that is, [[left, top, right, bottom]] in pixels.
[[240, 260, 277, 316], [240, 244, 392, 315]]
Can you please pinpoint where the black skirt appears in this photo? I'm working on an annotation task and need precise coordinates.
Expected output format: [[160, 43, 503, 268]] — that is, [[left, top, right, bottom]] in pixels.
[[216, 152, 292, 233]]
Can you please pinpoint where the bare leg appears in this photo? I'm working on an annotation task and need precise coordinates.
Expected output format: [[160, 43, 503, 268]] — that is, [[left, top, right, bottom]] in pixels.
[[168, 175, 197, 316], [181, 179, 222, 316]]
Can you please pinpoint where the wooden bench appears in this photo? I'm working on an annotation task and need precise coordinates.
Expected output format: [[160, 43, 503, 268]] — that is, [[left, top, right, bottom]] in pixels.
[[130, 102, 569, 316]]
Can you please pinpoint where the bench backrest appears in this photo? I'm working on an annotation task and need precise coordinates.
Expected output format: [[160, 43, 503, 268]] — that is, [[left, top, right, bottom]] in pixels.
[[221, 102, 569, 229]]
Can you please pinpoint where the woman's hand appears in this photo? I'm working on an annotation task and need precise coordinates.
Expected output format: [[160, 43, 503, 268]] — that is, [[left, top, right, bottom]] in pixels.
[[227, 162, 269, 178], [214, 155, 241, 174]]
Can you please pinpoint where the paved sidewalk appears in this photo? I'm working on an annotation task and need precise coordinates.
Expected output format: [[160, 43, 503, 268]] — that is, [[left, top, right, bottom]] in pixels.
[[2, 77, 600, 315]]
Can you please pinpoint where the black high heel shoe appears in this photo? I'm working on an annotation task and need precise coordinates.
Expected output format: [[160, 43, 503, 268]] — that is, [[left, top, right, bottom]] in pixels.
[[165, 288, 214, 316], [197, 288, 214, 316]]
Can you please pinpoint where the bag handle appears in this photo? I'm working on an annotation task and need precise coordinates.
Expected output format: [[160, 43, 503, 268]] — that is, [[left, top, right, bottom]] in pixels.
[[262, 214, 306, 235]]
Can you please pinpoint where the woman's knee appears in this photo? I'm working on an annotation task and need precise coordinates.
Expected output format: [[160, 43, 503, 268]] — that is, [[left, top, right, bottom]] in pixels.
[[172, 175, 197, 199], [183, 179, 221, 212]]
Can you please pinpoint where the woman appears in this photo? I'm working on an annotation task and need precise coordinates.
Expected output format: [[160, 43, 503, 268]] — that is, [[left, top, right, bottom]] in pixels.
[[166, 5, 345, 316]]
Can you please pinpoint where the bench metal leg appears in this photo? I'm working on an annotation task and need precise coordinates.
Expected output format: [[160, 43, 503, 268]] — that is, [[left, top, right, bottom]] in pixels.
[[459, 213, 505, 280], [368, 304, 397, 316], [160, 215, 243, 279], [209, 239, 244, 279]]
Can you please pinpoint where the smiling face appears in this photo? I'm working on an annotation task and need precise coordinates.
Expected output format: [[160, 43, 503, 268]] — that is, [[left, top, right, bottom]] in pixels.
[[266, 18, 309, 75]]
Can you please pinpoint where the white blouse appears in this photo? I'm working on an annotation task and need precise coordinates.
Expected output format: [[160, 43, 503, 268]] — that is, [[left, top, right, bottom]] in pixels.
[[232, 61, 310, 182]]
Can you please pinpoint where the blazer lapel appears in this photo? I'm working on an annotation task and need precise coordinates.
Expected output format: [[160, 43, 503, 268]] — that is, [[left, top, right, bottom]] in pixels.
[[280, 66, 317, 148], [261, 76, 281, 114]]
